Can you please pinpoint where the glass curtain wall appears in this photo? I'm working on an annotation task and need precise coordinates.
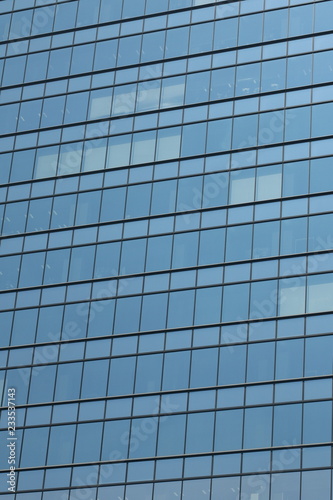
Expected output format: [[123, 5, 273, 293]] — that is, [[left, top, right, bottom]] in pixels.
[[0, 0, 333, 499]]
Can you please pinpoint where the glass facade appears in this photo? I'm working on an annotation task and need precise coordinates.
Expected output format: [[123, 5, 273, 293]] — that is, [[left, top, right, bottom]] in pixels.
[[0, 0, 333, 498]]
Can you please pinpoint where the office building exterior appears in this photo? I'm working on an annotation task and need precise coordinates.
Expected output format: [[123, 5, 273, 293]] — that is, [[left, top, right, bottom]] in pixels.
[[1, 0, 333, 498]]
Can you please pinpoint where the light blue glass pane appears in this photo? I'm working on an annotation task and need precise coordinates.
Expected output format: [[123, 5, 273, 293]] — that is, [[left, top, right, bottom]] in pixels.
[[273, 404, 302, 446], [108, 357, 136, 396], [81, 360, 109, 398], [125, 483, 153, 500], [270, 472, 300, 500], [157, 414, 186, 456], [275, 381, 302, 404], [250, 280, 278, 319], [242, 450, 270, 473], [246, 384, 273, 406], [222, 283, 249, 322], [135, 353, 163, 393], [47, 425, 76, 465], [247, 342, 275, 383], [226, 224, 252, 261], [20, 427, 49, 467], [127, 460, 154, 482], [101, 420, 130, 461], [162, 351, 190, 390], [211, 476, 240, 500], [182, 478, 211, 499], [215, 410, 243, 452], [153, 481, 181, 500], [190, 348, 218, 388], [303, 401, 332, 444], [239, 12, 263, 45], [54, 362, 83, 402], [301, 470, 331, 500], [186, 412, 214, 453], [276, 339, 304, 379], [305, 335, 333, 377], [218, 387, 244, 408], [243, 406, 272, 448], [114, 296, 142, 334], [18, 469, 44, 490], [44, 468, 71, 488], [141, 294, 168, 331], [302, 446, 331, 468], [219, 344, 246, 384], [307, 273, 333, 313], [195, 287, 222, 325], [167, 290, 195, 328], [74, 423, 103, 462]]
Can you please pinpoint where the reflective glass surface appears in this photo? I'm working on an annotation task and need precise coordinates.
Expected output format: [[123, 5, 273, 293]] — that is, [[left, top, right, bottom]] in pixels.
[[0, 1, 333, 499]]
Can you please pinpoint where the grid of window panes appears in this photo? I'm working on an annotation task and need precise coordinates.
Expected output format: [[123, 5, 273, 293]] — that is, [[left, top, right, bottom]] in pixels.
[[1, 0, 333, 499]]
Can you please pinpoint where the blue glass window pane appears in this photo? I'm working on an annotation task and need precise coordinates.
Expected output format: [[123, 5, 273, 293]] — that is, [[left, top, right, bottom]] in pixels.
[[305, 336, 333, 377], [264, 8, 288, 40], [10, 150, 35, 182], [74, 422, 103, 462], [54, 363, 83, 401], [303, 401, 332, 444], [226, 225, 252, 261], [247, 342, 275, 383], [108, 357, 136, 396], [168, 290, 195, 328], [310, 157, 333, 194], [287, 54, 312, 88], [54, 2, 77, 30], [219, 345, 247, 384], [47, 425, 76, 465], [0, 255, 20, 290], [114, 296, 142, 334], [101, 420, 130, 461], [140, 293, 168, 331], [157, 415, 186, 456], [206, 119, 232, 153], [283, 160, 309, 197], [195, 287, 222, 325], [186, 412, 214, 453], [172, 232, 198, 268], [289, 4, 313, 37], [212, 477, 240, 500], [135, 354, 163, 393], [162, 351, 190, 390], [190, 348, 218, 388], [273, 404, 302, 446], [120, 239, 147, 274], [276, 339, 304, 380], [81, 360, 109, 398], [239, 13, 263, 45], [301, 470, 331, 500], [222, 283, 249, 322], [129, 416, 157, 458], [20, 427, 49, 467], [215, 410, 243, 452], [312, 102, 333, 138], [244, 406, 272, 449]]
